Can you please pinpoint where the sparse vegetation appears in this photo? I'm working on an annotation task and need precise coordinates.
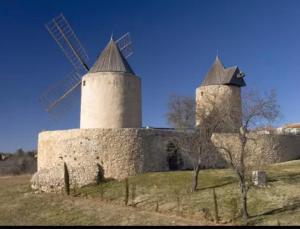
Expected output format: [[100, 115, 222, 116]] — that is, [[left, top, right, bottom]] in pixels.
[[1, 160, 300, 225], [166, 94, 195, 129], [76, 160, 300, 226], [0, 149, 37, 176], [214, 88, 281, 223], [0, 176, 203, 226], [166, 93, 225, 192], [124, 178, 129, 206]]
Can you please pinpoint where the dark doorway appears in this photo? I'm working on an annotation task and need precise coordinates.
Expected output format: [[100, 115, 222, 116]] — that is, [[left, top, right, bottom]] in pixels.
[[166, 141, 184, 170]]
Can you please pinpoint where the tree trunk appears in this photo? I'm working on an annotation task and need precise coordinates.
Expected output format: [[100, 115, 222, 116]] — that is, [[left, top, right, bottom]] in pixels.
[[239, 175, 249, 223], [192, 164, 200, 192], [241, 186, 249, 223], [238, 132, 249, 223]]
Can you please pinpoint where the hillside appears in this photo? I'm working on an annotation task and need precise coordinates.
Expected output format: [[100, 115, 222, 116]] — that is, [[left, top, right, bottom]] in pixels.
[[1, 160, 300, 225], [78, 159, 300, 225]]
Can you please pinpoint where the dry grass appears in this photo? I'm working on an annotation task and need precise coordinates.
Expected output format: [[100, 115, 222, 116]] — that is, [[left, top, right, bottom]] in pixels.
[[1, 159, 300, 225], [79, 160, 300, 225], [0, 176, 209, 226]]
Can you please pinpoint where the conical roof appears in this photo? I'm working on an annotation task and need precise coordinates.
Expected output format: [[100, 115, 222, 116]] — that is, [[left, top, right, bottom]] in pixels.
[[89, 38, 135, 74], [201, 56, 246, 87]]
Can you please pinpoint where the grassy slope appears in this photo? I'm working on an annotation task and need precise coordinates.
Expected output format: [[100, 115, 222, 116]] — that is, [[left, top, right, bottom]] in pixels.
[[0, 176, 208, 225], [1, 160, 300, 225], [79, 160, 300, 226]]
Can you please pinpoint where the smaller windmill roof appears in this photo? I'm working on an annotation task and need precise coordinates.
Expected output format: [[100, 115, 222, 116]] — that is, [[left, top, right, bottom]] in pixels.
[[201, 56, 246, 87], [89, 38, 135, 74]]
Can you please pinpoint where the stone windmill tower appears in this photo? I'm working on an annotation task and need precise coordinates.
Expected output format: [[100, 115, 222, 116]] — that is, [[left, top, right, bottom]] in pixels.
[[39, 14, 141, 128], [80, 37, 142, 129], [196, 56, 246, 132]]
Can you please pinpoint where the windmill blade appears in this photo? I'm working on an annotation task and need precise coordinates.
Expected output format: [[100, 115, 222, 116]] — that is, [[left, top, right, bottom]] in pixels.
[[45, 13, 89, 73], [116, 32, 133, 59], [47, 84, 81, 122], [39, 71, 82, 113]]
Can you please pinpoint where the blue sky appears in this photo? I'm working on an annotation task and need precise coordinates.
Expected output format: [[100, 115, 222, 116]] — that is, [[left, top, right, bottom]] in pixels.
[[0, 0, 299, 152]]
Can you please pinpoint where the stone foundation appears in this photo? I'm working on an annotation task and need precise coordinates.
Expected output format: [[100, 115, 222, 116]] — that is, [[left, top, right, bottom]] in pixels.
[[31, 128, 195, 192], [211, 132, 300, 168], [32, 129, 300, 192]]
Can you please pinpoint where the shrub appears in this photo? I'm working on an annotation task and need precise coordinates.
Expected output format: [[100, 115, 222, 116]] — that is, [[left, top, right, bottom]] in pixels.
[[124, 178, 129, 206]]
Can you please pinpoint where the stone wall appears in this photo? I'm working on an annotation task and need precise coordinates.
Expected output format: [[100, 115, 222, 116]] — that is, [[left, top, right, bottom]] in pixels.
[[32, 129, 300, 192], [31, 128, 193, 192], [196, 85, 242, 133], [211, 132, 300, 168]]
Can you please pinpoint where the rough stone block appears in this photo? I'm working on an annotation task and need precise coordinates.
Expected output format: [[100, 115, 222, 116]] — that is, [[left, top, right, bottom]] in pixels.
[[252, 170, 267, 187]]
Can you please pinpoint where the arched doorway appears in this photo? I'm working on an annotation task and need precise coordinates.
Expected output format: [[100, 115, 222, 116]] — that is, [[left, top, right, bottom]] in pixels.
[[166, 141, 184, 170]]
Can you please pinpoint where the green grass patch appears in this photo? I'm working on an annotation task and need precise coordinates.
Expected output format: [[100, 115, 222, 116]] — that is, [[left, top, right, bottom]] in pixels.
[[78, 160, 300, 225]]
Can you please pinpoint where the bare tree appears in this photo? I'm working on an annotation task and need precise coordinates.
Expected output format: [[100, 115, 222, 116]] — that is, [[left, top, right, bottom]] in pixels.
[[242, 88, 280, 129], [166, 88, 280, 221], [166, 94, 195, 129], [212, 88, 281, 223], [166, 93, 225, 192], [175, 127, 214, 192]]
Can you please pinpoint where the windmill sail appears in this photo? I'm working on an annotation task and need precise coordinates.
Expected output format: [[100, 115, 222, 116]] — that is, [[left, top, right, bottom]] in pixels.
[[41, 13, 90, 114], [42, 14, 135, 115], [45, 13, 89, 73], [116, 32, 133, 59], [39, 71, 82, 112]]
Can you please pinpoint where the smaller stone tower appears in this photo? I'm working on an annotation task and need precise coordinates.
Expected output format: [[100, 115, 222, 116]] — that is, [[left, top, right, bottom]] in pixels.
[[196, 56, 246, 132], [80, 38, 142, 129]]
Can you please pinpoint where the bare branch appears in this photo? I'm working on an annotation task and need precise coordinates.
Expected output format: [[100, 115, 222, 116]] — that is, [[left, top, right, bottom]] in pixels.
[[166, 89, 227, 191], [242, 88, 281, 131], [166, 94, 195, 129]]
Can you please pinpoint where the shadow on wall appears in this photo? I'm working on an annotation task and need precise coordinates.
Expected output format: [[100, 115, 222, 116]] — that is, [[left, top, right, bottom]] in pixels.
[[96, 163, 105, 184], [165, 139, 228, 171]]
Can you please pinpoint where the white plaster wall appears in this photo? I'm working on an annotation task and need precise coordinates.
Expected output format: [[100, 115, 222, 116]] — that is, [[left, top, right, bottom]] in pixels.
[[80, 72, 142, 129]]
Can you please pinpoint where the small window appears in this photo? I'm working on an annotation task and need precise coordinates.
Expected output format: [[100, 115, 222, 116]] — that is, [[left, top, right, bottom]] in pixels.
[[201, 91, 204, 96], [83, 80, 86, 86]]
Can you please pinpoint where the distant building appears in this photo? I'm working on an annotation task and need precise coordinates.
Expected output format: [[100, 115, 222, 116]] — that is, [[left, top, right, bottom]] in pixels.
[[277, 123, 300, 135]]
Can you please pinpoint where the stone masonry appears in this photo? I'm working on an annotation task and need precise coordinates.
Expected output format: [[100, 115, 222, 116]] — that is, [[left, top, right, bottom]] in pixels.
[[211, 132, 300, 168], [31, 128, 194, 192]]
